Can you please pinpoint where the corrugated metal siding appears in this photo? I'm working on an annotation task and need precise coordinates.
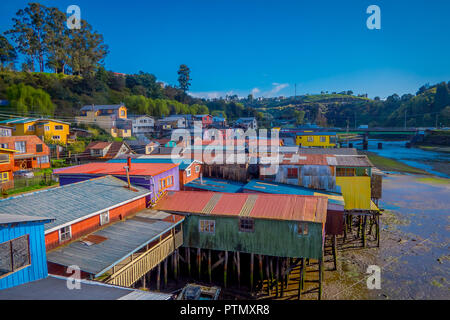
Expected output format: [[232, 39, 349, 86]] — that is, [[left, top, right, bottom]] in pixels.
[[182, 215, 324, 259], [0, 222, 48, 289], [336, 176, 371, 210]]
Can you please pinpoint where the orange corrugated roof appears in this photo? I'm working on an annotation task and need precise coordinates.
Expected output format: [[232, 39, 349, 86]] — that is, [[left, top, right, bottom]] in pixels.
[[280, 154, 330, 165], [155, 191, 328, 224], [55, 162, 178, 176]]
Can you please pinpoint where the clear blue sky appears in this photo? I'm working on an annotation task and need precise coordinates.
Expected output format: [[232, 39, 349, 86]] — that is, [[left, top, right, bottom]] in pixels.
[[1, 0, 449, 99]]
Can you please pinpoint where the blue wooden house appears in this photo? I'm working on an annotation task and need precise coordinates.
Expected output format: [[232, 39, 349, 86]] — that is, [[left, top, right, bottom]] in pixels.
[[0, 214, 54, 289]]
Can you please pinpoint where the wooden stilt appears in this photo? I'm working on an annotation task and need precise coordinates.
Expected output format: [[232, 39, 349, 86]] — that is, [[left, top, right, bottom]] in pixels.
[[157, 263, 161, 291], [197, 248, 201, 279], [318, 257, 323, 300], [208, 249, 212, 284], [298, 258, 304, 300], [285, 258, 290, 289], [250, 253, 254, 292], [164, 258, 168, 288], [362, 215, 367, 247], [333, 235, 338, 271], [376, 214, 380, 248], [224, 251, 228, 288], [237, 251, 241, 289], [269, 257, 274, 294], [265, 256, 270, 294], [142, 274, 146, 289], [174, 250, 178, 282], [280, 258, 284, 297], [301, 258, 305, 290], [343, 214, 347, 242], [357, 216, 361, 238], [258, 255, 263, 289], [187, 248, 191, 277]]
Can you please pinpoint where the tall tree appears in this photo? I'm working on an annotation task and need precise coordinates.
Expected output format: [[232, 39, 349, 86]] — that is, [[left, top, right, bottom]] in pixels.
[[6, 3, 48, 72], [0, 34, 17, 70], [177, 64, 191, 93], [6, 83, 55, 116]]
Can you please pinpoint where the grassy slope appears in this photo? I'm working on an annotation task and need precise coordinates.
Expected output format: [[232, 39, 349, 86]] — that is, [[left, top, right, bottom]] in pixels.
[[360, 151, 429, 174]]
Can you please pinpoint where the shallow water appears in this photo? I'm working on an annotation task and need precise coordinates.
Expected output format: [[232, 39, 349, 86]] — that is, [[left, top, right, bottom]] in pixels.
[[354, 139, 450, 178], [376, 174, 450, 299]]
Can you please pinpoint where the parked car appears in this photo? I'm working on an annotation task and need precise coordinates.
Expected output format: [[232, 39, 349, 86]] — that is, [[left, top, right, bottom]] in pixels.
[[14, 170, 34, 178]]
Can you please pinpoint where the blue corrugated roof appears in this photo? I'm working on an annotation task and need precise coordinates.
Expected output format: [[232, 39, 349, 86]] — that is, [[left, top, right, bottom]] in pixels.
[[0, 117, 39, 124], [108, 158, 197, 170], [243, 180, 345, 206], [0, 176, 151, 232], [296, 132, 337, 136], [80, 104, 123, 111], [184, 177, 244, 193]]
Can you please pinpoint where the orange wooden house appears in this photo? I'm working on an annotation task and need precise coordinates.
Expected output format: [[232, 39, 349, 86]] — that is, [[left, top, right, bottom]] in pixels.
[[0, 147, 17, 190], [0, 135, 50, 171]]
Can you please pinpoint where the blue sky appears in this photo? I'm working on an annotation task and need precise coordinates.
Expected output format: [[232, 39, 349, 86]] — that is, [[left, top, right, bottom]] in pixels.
[[1, 0, 449, 99]]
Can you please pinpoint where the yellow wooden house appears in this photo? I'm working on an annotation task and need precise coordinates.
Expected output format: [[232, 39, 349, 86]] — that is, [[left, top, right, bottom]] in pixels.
[[0, 118, 70, 144], [295, 131, 337, 148]]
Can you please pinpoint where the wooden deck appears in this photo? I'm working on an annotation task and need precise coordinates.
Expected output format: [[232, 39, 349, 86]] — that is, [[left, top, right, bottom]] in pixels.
[[105, 229, 183, 287]]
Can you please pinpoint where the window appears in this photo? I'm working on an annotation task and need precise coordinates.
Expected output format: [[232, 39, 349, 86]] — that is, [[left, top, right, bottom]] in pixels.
[[1, 172, 9, 182], [186, 168, 191, 177], [38, 156, 49, 164], [27, 125, 35, 131], [121, 110, 125, 116], [287, 167, 298, 179], [0, 154, 9, 164], [55, 125, 63, 130], [159, 176, 174, 190], [195, 165, 200, 173], [59, 226, 72, 242], [199, 220, 215, 234], [91, 149, 103, 157], [320, 136, 326, 142], [100, 211, 110, 225], [336, 168, 356, 177], [36, 144, 43, 153], [52, 135, 60, 140], [0, 143, 8, 148], [0, 235, 31, 278], [298, 223, 309, 236], [307, 136, 314, 142], [14, 141, 26, 153], [44, 126, 50, 131], [239, 218, 254, 233]]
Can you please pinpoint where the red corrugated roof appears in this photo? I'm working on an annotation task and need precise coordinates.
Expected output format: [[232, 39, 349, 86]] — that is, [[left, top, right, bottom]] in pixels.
[[280, 154, 330, 165], [155, 191, 328, 223], [55, 162, 179, 176]]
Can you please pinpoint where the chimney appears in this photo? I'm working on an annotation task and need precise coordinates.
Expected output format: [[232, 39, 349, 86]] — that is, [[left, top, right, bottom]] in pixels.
[[127, 156, 131, 171]]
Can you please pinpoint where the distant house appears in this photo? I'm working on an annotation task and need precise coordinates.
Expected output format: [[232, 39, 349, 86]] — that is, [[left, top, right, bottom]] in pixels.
[[0, 147, 17, 190], [157, 115, 187, 130], [125, 139, 155, 155], [0, 136, 50, 171], [192, 114, 213, 128], [75, 104, 128, 136], [0, 214, 54, 289], [212, 116, 227, 127], [295, 132, 337, 148], [112, 119, 132, 138], [79, 141, 133, 162], [0, 118, 70, 144], [129, 115, 155, 135], [235, 117, 257, 130]]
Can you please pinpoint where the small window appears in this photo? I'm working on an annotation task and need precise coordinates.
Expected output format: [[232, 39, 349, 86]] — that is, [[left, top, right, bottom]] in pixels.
[[59, 226, 72, 242], [287, 167, 298, 179], [0, 154, 9, 164], [320, 136, 326, 142], [14, 141, 26, 153], [1, 172, 9, 182], [0, 235, 31, 278], [195, 165, 200, 173], [36, 144, 43, 153], [186, 168, 191, 177], [52, 135, 60, 140], [55, 125, 63, 130], [0, 143, 8, 148], [44, 126, 50, 131], [100, 211, 110, 226], [239, 218, 254, 233], [298, 223, 309, 236], [27, 125, 35, 131], [307, 136, 314, 142], [199, 220, 215, 234]]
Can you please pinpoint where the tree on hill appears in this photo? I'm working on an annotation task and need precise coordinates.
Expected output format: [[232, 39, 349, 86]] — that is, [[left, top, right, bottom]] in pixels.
[[0, 34, 17, 70], [6, 83, 55, 116], [177, 64, 191, 93]]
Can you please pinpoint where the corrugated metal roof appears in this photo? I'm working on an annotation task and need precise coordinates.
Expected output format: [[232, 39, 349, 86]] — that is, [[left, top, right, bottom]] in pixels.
[[296, 132, 337, 136], [0, 176, 151, 232], [0, 214, 54, 225], [243, 180, 345, 207], [280, 154, 330, 165], [80, 104, 123, 111], [47, 213, 183, 276], [54, 162, 178, 176], [335, 155, 374, 167], [155, 191, 328, 224], [184, 177, 244, 193], [298, 148, 358, 155], [108, 158, 199, 170]]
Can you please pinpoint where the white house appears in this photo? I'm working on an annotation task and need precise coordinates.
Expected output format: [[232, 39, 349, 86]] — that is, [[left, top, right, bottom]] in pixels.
[[235, 117, 258, 130], [129, 115, 155, 135]]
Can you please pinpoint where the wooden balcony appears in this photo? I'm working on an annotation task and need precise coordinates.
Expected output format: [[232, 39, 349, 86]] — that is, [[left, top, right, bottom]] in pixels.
[[105, 229, 183, 287]]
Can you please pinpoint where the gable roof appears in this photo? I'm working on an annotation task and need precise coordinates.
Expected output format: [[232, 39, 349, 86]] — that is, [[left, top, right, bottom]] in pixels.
[[0, 214, 54, 226], [335, 155, 374, 167], [80, 105, 124, 112], [83, 141, 132, 159], [155, 191, 328, 224], [0, 176, 151, 233], [0, 117, 70, 125]]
